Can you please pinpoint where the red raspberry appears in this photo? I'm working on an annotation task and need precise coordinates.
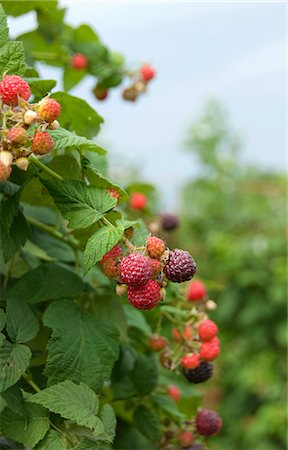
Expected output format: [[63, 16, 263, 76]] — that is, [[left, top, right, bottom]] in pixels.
[[181, 353, 200, 370], [149, 258, 162, 277], [195, 409, 223, 436], [120, 253, 151, 286], [146, 236, 166, 259], [101, 259, 119, 279], [172, 327, 182, 343], [7, 127, 28, 144], [183, 323, 193, 340], [198, 320, 218, 341], [167, 385, 181, 402], [108, 188, 120, 200], [38, 98, 61, 123], [140, 64, 156, 82], [200, 339, 220, 362], [178, 430, 194, 447], [164, 249, 196, 283], [0, 75, 31, 106], [32, 131, 54, 155], [148, 334, 168, 352], [71, 53, 88, 70], [93, 85, 108, 101], [127, 279, 160, 310], [187, 280, 207, 302], [0, 162, 12, 181], [130, 192, 147, 210], [100, 244, 122, 264]]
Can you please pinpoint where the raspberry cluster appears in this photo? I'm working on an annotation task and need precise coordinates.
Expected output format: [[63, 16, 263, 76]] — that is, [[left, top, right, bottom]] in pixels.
[[122, 64, 156, 103], [0, 75, 62, 180]]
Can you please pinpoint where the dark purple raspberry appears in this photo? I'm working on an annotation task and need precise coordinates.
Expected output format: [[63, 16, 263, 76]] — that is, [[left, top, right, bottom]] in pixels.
[[195, 409, 223, 436], [161, 213, 179, 231], [119, 253, 151, 286], [183, 362, 213, 384], [164, 249, 196, 283]]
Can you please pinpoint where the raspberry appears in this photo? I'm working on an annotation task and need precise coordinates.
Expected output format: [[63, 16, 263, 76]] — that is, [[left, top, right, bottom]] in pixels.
[[7, 127, 28, 144], [0, 75, 31, 106], [178, 431, 194, 447], [127, 279, 160, 310], [181, 353, 200, 370], [93, 85, 108, 101], [71, 53, 88, 70], [149, 258, 162, 277], [15, 157, 29, 172], [100, 244, 122, 264], [0, 162, 12, 182], [183, 323, 193, 340], [200, 339, 220, 362], [0, 151, 13, 167], [167, 385, 181, 402], [195, 409, 222, 436], [108, 188, 120, 200], [146, 236, 166, 259], [24, 110, 37, 125], [187, 280, 207, 302], [101, 259, 119, 279], [161, 213, 179, 231], [198, 319, 218, 341], [164, 249, 196, 283], [172, 327, 182, 343], [148, 334, 168, 352], [130, 192, 147, 210], [32, 131, 54, 155], [38, 98, 61, 123], [122, 87, 138, 102], [140, 64, 156, 81], [183, 362, 213, 384], [120, 253, 151, 286]]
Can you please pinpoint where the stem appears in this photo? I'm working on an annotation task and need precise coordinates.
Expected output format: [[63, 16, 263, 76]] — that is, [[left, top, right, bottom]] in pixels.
[[26, 216, 80, 250], [22, 373, 41, 393], [161, 310, 178, 325], [29, 154, 63, 181], [101, 216, 114, 227], [3, 255, 15, 289]]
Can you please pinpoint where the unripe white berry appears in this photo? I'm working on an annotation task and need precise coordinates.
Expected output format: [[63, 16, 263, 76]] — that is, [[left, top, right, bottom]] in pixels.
[[116, 284, 127, 296], [49, 120, 60, 130], [0, 151, 13, 167], [24, 110, 37, 124], [15, 157, 29, 171], [206, 299, 217, 311]]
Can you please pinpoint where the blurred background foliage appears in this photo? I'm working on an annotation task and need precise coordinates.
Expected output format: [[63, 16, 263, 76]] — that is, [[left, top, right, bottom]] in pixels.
[[167, 100, 286, 450]]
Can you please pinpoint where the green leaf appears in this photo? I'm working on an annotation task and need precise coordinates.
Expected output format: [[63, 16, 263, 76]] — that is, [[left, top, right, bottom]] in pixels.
[[6, 297, 39, 343], [133, 405, 161, 443], [5, 262, 85, 304], [49, 127, 106, 155], [35, 429, 67, 450], [51, 92, 103, 138], [47, 151, 82, 180], [73, 439, 101, 450], [0, 4, 9, 48], [122, 304, 151, 335], [1, 209, 30, 262], [0, 341, 31, 392], [0, 41, 26, 77], [63, 65, 86, 91], [0, 309, 6, 331], [84, 225, 124, 274], [1, 402, 49, 448], [152, 394, 185, 419], [43, 300, 119, 391], [92, 295, 127, 340], [43, 180, 117, 230], [132, 354, 158, 396], [100, 404, 117, 442], [30, 380, 101, 431], [1, 385, 26, 417], [116, 219, 139, 230], [24, 78, 57, 100]]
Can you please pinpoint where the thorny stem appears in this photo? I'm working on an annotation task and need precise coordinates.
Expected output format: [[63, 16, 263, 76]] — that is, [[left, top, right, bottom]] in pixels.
[[29, 154, 63, 181]]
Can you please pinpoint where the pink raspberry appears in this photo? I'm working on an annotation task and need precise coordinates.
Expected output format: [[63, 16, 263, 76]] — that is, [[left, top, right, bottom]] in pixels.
[[178, 430, 194, 447], [0, 75, 31, 106], [149, 258, 162, 277], [198, 319, 218, 341], [167, 384, 181, 402], [195, 409, 223, 436], [130, 192, 147, 210], [120, 253, 151, 286], [146, 236, 166, 259], [127, 279, 160, 310], [187, 280, 207, 302], [38, 98, 61, 123], [7, 127, 28, 144], [71, 53, 88, 70], [140, 64, 156, 82], [181, 353, 200, 370], [200, 338, 220, 362], [148, 334, 168, 352], [32, 131, 54, 155]]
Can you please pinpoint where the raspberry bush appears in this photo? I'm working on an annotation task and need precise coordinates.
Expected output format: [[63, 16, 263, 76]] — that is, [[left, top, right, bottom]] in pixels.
[[0, 5, 223, 450]]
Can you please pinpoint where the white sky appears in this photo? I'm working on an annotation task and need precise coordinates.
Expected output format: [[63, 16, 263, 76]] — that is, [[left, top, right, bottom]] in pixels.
[[8, 1, 286, 207]]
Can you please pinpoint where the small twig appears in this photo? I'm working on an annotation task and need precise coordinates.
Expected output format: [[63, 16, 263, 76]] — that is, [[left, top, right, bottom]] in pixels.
[[29, 154, 63, 181]]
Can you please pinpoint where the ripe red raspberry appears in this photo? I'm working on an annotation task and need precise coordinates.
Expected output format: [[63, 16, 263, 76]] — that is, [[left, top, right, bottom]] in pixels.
[[164, 249, 196, 283], [146, 236, 166, 259], [127, 279, 160, 310], [149, 258, 162, 277], [93, 85, 108, 101], [0, 162, 12, 181], [38, 98, 61, 123], [167, 385, 181, 402], [161, 213, 179, 231], [181, 353, 200, 370], [195, 409, 223, 436], [120, 253, 151, 286], [183, 323, 193, 340], [178, 431, 194, 447], [140, 64, 156, 82], [187, 280, 207, 302], [108, 188, 120, 200], [200, 339, 220, 362], [198, 320, 218, 341], [71, 53, 88, 70], [100, 244, 122, 264], [148, 334, 168, 352], [7, 127, 28, 144], [130, 192, 147, 210], [32, 131, 54, 155], [0, 75, 31, 106]]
